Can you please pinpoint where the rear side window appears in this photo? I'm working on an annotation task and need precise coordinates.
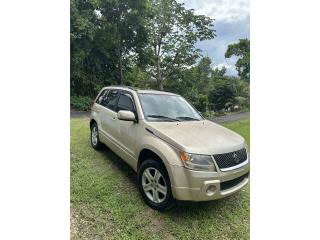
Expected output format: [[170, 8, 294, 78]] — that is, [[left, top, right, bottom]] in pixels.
[[117, 93, 134, 112], [96, 89, 108, 105], [101, 90, 119, 111]]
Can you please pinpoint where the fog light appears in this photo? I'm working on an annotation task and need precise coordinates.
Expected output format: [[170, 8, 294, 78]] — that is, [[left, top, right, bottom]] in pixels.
[[206, 185, 216, 196]]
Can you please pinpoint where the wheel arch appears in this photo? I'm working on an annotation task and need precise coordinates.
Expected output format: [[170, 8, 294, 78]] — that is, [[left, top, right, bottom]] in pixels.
[[90, 119, 96, 129], [137, 141, 183, 187], [138, 148, 166, 169]]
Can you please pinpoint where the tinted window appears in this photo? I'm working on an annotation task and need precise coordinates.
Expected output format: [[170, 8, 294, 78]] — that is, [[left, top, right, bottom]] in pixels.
[[96, 89, 108, 105], [101, 90, 119, 111], [117, 93, 134, 112]]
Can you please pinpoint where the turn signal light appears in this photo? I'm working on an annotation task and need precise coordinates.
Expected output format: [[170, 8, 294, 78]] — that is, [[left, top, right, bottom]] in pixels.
[[180, 152, 189, 161]]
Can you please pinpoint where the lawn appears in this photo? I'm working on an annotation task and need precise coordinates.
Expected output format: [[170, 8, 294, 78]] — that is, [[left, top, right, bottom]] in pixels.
[[71, 118, 250, 240]]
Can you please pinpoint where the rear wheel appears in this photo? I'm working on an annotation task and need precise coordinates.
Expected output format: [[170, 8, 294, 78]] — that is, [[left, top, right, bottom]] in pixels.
[[90, 122, 103, 150], [138, 159, 176, 211]]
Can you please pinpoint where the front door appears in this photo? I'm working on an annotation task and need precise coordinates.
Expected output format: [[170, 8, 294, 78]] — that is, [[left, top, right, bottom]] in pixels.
[[115, 91, 138, 159]]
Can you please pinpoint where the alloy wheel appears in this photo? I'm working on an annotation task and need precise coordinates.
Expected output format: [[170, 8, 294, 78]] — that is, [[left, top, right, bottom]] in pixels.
[[142, 167, 168, 203], [91, 126, 98, 146]]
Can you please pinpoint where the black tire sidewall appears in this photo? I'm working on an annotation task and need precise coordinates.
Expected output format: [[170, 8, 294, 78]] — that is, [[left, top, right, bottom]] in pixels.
[[90, 123, 102, 149], [138, 159, 175, 211]]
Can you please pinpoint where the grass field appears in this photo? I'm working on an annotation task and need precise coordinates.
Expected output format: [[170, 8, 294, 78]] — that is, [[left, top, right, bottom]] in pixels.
[[71, 118, 250, 240]]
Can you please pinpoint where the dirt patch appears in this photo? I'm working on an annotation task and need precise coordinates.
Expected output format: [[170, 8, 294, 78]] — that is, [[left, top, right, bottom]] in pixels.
[[141, 208, 176, 240], [71, 204, 115, 240]]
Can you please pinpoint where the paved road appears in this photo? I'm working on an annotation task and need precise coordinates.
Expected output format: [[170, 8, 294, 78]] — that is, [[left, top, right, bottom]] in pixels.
[[71, 111, 249, 123], [70, 111, 90, 118], [209, 112, 250, 123]]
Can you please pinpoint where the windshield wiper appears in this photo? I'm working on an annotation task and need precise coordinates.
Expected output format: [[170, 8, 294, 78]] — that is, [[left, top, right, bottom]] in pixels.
[[176, 116, 200, 121], [146, 115, 180, 122]]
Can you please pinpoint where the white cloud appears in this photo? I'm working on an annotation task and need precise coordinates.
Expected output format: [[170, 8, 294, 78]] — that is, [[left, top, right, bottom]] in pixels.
[[178, 0, 249, 23], [213, 62, 233, 70], [177, 0, 249, 76], [213, 62, 237, 75]]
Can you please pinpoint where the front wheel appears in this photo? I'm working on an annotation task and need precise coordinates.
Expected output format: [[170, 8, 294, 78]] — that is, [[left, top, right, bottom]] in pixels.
[[138, 159, 176, 211]]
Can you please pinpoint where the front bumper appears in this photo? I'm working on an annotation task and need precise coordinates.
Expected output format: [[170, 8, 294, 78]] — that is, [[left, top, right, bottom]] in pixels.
[[169, 162, 250, 201]]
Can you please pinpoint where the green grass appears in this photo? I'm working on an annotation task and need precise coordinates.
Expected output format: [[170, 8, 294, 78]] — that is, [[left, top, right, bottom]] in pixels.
[[222, 118, 250, 147], [71, 118, 250, 240]]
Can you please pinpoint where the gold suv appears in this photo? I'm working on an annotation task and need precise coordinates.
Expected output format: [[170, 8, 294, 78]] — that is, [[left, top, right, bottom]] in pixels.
[[90, 86, 250, 211]]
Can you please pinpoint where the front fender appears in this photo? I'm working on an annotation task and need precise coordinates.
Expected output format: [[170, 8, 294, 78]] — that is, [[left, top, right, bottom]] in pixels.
[[137, 135, 183, 166], [136, 135, 184, 187]]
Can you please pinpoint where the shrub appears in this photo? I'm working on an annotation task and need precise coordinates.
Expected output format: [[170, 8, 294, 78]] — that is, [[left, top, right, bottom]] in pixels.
[[71, 96, 93, 111], [234, 96, 250, 111], [183, 89, 208, 113], [208, 79, 236, 111], [195, 94, 209, 113]]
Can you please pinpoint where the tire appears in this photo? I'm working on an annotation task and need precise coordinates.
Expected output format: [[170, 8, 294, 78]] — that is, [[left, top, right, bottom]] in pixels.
[[90, 122, 103, 150], [138, 159, 176, 211]]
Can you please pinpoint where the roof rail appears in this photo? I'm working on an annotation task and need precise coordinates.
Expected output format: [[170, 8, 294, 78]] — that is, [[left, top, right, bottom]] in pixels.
[[124, 86, 138, 91], [108, 85, 138, 91]]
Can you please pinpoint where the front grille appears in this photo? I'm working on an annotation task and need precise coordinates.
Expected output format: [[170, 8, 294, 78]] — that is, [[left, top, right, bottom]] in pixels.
[[213, 148, 247, 170], [220, 173, 249, 191]]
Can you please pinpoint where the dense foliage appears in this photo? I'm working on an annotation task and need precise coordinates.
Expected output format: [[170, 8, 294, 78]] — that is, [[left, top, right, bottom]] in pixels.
[[225, 38, 250, 81], [71, 0, 250, 113], [165, 57, 249, 113], [71, 96, 93, 111]]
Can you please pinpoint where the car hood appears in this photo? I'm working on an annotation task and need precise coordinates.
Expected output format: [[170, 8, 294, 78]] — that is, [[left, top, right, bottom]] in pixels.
[[146, 120, 245, 155]]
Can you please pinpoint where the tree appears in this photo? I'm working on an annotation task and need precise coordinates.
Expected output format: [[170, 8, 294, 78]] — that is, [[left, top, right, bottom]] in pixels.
[[71, 0, 100, 96], [124, 65, 150, 88], [212, 66, 226, 77], [208, 78, 236, 111], [225, 39, 250, 81], [146, 0, 216, 90], [195, 57, 212, 93], [71, 0, 150, 97], [99, 0, 149, 85], [70, 0, 249, 114]]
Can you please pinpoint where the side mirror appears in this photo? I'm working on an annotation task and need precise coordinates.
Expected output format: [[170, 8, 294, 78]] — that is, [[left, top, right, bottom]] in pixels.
[[117, 110, 136, 122]]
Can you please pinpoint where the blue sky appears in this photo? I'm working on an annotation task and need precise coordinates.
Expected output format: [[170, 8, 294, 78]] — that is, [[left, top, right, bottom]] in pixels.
[[178, 0, 250, 76]]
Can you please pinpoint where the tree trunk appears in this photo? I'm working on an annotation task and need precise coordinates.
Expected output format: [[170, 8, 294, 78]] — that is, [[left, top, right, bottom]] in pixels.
[[118, 40, 123, 85], [156, 57, 163, 90], [158, 80, 163, 90]]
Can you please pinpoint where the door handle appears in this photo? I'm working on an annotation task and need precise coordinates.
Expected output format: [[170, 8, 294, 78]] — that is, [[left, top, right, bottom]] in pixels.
[[112, 117, 116, 120]]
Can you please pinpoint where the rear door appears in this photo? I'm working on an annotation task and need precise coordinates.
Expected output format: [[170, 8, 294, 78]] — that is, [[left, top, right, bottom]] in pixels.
[[99, 89, 120, 143], [92, 89, 109, 129]]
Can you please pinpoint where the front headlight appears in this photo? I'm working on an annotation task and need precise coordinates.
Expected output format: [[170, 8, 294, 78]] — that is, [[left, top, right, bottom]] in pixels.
[[180, 152, 216, 172]]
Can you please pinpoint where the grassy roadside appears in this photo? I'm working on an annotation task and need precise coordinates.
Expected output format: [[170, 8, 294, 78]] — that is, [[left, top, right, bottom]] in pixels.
[[71, 118, 250, 240]]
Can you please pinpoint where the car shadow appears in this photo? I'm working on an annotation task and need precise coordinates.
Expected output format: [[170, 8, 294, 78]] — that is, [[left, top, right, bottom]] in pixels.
[[97, 144, 246, 216], [98, 144, 138, 184]]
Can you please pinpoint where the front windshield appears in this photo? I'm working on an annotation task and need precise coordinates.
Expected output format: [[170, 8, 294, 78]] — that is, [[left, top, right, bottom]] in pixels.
[[138, 93, 203, 122]]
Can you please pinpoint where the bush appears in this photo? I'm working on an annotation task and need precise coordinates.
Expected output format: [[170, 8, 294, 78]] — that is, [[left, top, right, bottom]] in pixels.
[[234, 96, 250, 111], [71, 96, 93, 111], [208, 79, 236, 111], [183, 89, 208, 113], [195, 94, 209, 113]]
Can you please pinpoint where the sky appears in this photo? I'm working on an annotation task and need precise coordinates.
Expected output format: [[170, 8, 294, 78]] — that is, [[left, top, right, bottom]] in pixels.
[[177, 0, 250, 76]]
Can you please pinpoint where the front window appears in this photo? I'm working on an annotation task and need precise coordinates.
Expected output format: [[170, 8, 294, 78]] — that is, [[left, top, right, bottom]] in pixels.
[[138, 93, 203, 122], [116, 93, 135, 112]]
